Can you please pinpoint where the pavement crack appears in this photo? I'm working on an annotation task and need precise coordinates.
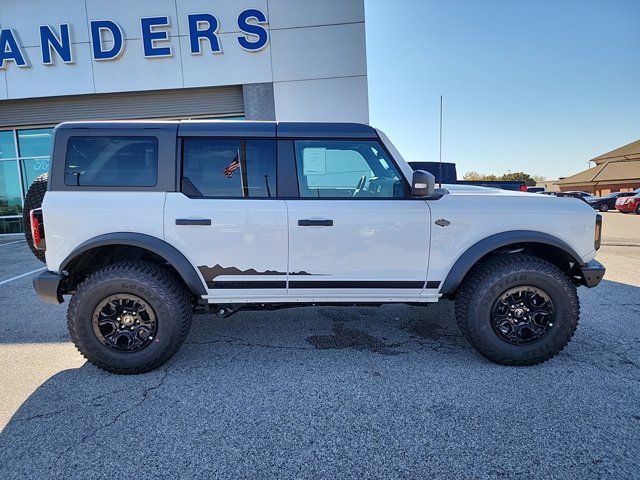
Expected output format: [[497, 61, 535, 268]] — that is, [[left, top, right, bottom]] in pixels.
[[77, 367, 170, 445], [562, 353, 640, 385], [13, 388, 130, 423], [185, 336, 312, 351]]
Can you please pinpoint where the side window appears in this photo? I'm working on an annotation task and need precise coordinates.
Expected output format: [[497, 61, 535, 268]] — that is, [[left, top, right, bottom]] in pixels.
[[65, 136, 158, 187], [182, 139, 276, 198], [294, 140, 407, 198]]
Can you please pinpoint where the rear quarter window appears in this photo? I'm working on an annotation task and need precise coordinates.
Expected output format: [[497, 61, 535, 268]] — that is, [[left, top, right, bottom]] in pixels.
[[64, 136, 158, 187]]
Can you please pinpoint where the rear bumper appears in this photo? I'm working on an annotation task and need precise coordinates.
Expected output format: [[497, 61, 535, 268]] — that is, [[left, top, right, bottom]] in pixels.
[[578, 260, 606, 288], [33, 270, 64, 304]]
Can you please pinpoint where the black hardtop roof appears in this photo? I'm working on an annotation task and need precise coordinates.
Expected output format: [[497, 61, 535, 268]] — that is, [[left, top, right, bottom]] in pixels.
[[56, 120, 378, 139]]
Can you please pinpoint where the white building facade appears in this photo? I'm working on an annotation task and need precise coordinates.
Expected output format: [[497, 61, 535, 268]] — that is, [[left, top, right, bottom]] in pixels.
[[0, 0, 368, 233]]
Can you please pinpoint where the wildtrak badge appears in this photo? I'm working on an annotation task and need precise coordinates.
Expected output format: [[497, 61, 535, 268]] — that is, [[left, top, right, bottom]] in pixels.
[[0, 9, 269, 69]]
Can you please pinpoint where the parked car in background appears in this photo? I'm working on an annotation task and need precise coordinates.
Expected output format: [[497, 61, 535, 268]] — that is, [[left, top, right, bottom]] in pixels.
[[556, 191, 593, 203], [538, 191, 557, 196], [408, 161, 528, 191], [527, 187, 545, 193], [615, 193, 640, 214], [587, 192, 636, 212]]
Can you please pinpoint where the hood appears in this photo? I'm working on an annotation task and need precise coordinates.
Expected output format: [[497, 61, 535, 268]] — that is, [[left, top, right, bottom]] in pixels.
[[442, 184, 533, 196]]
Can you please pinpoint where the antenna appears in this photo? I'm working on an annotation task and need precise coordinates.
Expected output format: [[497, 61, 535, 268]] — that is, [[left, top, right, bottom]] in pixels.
[[438, 94, 443, 189]]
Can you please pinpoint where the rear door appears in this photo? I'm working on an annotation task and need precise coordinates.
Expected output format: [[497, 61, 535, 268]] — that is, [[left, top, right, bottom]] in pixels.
[[164, 133, 288, 301], [285, 138, 431, 300]]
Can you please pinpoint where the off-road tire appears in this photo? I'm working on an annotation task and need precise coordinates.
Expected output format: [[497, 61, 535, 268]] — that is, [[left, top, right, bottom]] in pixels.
[[455, 254, 579, 366], [598, 204, 609, 212], [22, 173, 48, 263], [67, 261, 193, 374]]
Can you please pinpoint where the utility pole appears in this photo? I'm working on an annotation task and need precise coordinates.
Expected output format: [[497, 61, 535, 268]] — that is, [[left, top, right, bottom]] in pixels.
[[438, 95, 443, 189]]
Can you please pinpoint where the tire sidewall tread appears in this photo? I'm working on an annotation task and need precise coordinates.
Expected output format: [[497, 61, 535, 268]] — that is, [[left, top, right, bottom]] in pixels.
[[455, 254, 580, 366], [67, 261, 193, 374]]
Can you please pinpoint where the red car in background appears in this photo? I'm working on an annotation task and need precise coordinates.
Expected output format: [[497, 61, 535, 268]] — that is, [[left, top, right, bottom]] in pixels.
[[615, 193, 640, 214]]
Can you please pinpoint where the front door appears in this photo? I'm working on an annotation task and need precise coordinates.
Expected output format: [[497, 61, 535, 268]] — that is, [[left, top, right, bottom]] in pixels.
[[164, 137, 288, 300], [286, 139, 431, 300]]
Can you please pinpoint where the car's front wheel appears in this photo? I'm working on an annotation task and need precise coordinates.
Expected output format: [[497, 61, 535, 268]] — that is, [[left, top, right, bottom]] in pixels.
[[599, 203, 609, 212], [455, 254, 579, 366], [67, 261, 193, 374]]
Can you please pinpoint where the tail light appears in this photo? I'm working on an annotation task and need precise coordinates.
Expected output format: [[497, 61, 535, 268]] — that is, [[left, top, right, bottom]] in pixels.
[[30, 208, 46, 251], [520, 184, 528, 192], [594, 214, 602, 250]]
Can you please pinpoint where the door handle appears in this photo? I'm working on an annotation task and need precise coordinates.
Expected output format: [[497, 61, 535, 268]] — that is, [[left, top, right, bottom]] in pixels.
[[298, 219, 333, 227], [175, 218, 212, 226]]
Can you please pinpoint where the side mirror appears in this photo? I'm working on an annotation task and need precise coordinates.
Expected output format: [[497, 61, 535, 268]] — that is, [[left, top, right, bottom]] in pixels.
[[411, 170, 436, 197]]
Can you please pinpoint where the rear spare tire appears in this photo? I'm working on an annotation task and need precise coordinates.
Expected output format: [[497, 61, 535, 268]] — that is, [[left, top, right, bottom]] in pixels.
[[23, 173, 48, 263]]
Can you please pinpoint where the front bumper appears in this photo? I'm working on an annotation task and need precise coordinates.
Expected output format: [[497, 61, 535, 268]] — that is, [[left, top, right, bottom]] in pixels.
[[33, 270, 65, 304], [617, 205, 635, 212], [578, 260, 606, 288]]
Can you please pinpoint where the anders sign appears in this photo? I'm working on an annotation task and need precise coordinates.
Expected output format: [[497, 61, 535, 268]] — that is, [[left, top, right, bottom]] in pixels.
[[0, 9, 269, 69]]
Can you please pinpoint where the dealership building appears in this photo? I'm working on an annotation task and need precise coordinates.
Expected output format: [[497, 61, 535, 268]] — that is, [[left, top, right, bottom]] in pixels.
[[556, 139, 640, 195], [0, 0, 368, 234]]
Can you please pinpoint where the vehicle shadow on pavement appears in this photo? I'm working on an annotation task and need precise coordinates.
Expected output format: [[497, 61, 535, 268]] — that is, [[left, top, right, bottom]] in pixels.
[[1, 281, 639, 479]]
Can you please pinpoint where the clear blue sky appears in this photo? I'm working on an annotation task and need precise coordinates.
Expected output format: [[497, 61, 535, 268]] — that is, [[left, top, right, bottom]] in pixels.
[[365, 0, 640, 180]]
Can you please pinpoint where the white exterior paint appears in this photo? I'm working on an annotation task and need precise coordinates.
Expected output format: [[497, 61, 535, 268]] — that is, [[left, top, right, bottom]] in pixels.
[[42, 191, 166, 270], [41, 125, 600, 305], [0, 0, 368, 122]]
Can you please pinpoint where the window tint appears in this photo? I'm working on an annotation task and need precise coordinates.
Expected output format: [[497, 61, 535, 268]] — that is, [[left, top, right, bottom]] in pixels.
[[18, 129, 53, 157], [294, 140, 406, 198], [65, 136, 158, 187], [0, 131, 17, 159], [182, 139, 276, 198]]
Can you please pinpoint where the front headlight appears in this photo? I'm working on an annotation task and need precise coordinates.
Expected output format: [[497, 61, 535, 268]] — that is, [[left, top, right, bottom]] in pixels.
[[594, 214, 602, 250]]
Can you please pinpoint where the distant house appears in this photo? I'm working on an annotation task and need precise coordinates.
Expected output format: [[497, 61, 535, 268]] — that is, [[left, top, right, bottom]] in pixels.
[[556, 139, 640, 195]]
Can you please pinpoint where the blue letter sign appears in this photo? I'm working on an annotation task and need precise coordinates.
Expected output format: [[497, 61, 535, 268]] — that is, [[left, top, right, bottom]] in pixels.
[[40, 24, 73, 65], [141, 16, 172, 57], [188, 14, 221, 54], [90, 20, 124, 61], [237, 9, 269, 51], [0, 29, 28, 69]]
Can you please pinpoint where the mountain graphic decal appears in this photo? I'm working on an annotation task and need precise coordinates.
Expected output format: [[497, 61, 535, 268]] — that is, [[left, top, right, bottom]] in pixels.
[[198, 265, 313, 280]]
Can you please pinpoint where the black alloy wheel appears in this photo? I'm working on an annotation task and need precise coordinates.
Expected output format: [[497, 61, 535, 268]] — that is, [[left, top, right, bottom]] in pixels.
[[92, 294, 157, 352], [491, 286, 554, 345]]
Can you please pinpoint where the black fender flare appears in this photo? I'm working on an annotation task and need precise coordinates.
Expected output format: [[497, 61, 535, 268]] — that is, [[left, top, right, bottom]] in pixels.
[[440, 230, 584, 295], [60, 232, 207, 296]]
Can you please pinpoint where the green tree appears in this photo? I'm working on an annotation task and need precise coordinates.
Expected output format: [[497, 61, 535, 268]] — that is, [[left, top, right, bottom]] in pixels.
[[463, 171, 498, 181], [500, 172, 536, 186], [463, 171, 544, 186]]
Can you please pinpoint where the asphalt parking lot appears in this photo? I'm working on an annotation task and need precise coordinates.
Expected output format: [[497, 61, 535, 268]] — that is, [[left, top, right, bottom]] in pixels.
[[0, 212, 638, 479]]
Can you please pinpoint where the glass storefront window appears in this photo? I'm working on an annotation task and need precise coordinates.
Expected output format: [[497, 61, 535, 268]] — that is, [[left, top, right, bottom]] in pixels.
[[0, 160, 22, 217], [17, 128, 53, 158], [0, 217, 23, 234], [21, 158, 50, 192], [0, 131, 17, 159]]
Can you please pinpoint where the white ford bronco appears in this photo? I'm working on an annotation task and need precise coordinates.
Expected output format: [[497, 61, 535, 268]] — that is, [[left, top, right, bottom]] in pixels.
[[27, 121, 605, 374]]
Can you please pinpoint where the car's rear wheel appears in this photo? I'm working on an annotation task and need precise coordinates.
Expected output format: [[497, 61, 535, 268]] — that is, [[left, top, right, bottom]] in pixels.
[[598, 203, 609, 212], [455, 254, 579, 366], [22, 173, 48, 263], [67, 261, 193, 374], [635, 204, 640, 214]]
